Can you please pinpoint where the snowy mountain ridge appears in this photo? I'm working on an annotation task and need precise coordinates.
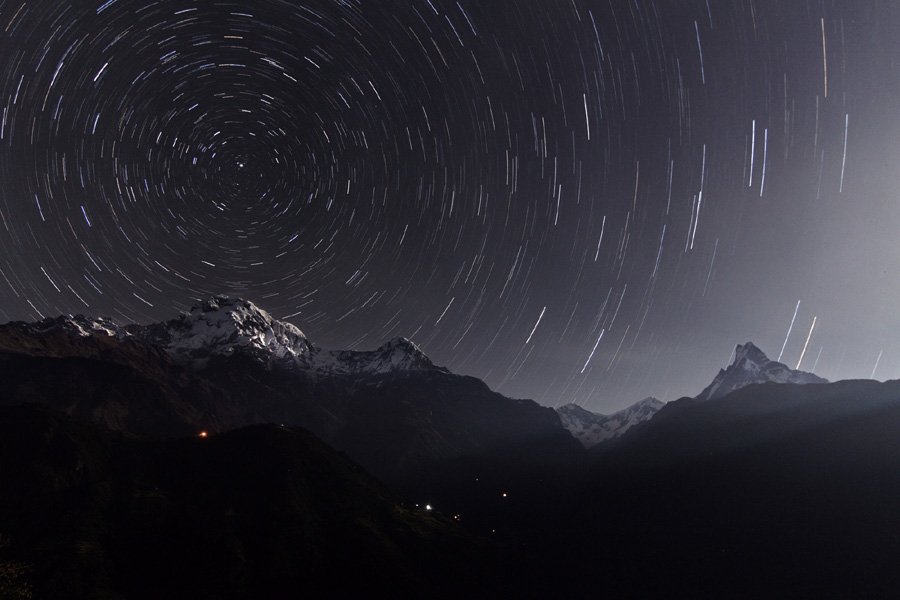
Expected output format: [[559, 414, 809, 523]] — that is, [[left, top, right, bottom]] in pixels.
[[695, 342, 827, 401], [557, 397, 665, 448], [29, 313, 120, 338], [124, 296, 315, 367], [17, 296, 440, 377]]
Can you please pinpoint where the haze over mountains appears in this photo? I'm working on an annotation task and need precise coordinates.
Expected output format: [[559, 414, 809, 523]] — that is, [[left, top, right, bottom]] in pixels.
[[1, 297, 898, 598]]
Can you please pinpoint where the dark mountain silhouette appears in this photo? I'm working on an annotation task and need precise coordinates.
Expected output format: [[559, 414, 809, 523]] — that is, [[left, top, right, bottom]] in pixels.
[[0, 299, 582, 493], [0, 403, 537, 600], [562, 379, 900, 598], [4, 301, 900, 597]]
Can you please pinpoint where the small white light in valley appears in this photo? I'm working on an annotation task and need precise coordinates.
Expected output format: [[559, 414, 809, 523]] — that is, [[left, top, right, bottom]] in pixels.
[[425, 504, 432, 511]]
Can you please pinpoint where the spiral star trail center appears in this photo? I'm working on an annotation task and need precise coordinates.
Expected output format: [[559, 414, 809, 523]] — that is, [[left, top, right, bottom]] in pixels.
[[1, 0, 899, 410]]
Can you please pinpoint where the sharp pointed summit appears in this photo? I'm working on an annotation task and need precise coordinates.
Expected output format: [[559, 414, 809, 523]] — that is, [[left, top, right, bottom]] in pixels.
[[695, 342, 828, 402]]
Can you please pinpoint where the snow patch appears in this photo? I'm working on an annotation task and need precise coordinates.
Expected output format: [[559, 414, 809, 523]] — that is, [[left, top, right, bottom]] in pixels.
[[15, 296, 440, 377], [557, 397, 665, 448], [695, 342, 827, 402]]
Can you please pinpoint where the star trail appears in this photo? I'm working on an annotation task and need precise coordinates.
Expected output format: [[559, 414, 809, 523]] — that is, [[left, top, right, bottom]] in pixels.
[[1, 0, 899, 410]]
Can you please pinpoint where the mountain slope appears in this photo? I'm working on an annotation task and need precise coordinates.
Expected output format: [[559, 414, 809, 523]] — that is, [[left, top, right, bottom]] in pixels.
[[0, 327, 239, 436], [695, 342, 827, 401], [569, 378, 900, 597], [0, 297, 581, 493], [13, 297, 444, 378], [126, 296, 316, 368], [0, 403, 526, 600], [556, 397, 664, 447]]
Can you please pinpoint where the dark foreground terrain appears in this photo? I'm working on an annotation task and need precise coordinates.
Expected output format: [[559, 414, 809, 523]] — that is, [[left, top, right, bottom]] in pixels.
[[0, 404, 538, 600], [5, 377, 900, 598], [3, 313, 900, 598]]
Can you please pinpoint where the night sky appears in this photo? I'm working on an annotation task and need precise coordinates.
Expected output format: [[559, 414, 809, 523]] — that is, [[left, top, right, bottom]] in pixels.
[[1, 0, 898, 411]]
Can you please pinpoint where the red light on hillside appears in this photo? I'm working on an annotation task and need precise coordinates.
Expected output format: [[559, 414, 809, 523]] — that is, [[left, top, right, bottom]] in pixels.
[[199, 431, 208, 438]]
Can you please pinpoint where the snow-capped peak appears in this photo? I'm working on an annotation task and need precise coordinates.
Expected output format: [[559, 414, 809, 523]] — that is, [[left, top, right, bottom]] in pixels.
[[315, 335, 441, 376], [625, 396, 667, 417], [185, 296, 309, 348], [130, 297, 440, 376], [22, 314, 119, 338], [125, 296, 314, 367], [732, 342, 770, 369], [376, 337, 432, 369], [5, 296, 443, 377], [557, 397, 665, 448], [695, 342, 827, 402]]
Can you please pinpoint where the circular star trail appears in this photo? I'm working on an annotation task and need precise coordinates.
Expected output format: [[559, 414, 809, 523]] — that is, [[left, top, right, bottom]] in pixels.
[[1, 0, 899, 409]]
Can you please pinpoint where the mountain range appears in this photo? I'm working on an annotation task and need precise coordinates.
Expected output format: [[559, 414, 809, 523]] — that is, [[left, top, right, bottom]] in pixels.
[[16, 296, 440, 377], [1, 297, 897, 598], [696, 341, 828, 401], [556, 397, 665, 447], [0, 403, 523, 599], [555, 340, 827, 446], [0, 297, 581, 493]]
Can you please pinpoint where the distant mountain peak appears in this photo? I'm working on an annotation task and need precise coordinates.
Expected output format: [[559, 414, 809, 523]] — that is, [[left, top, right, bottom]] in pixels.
[[557, 397, 665, 448], [5, 297, 444, 378], [319, 335, 441, 376], [380, 336, 429, 361], [135, 295, 313, 367], [631, 396, 666, 411], [385, 335, 416, 348], [29, 314, 120, 338], [733, 342, 769, 367], [197, 295, 243, 311], [696, 342, 828, 402], [191, 296, 272, 317], [193, 297, 304, 336]]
